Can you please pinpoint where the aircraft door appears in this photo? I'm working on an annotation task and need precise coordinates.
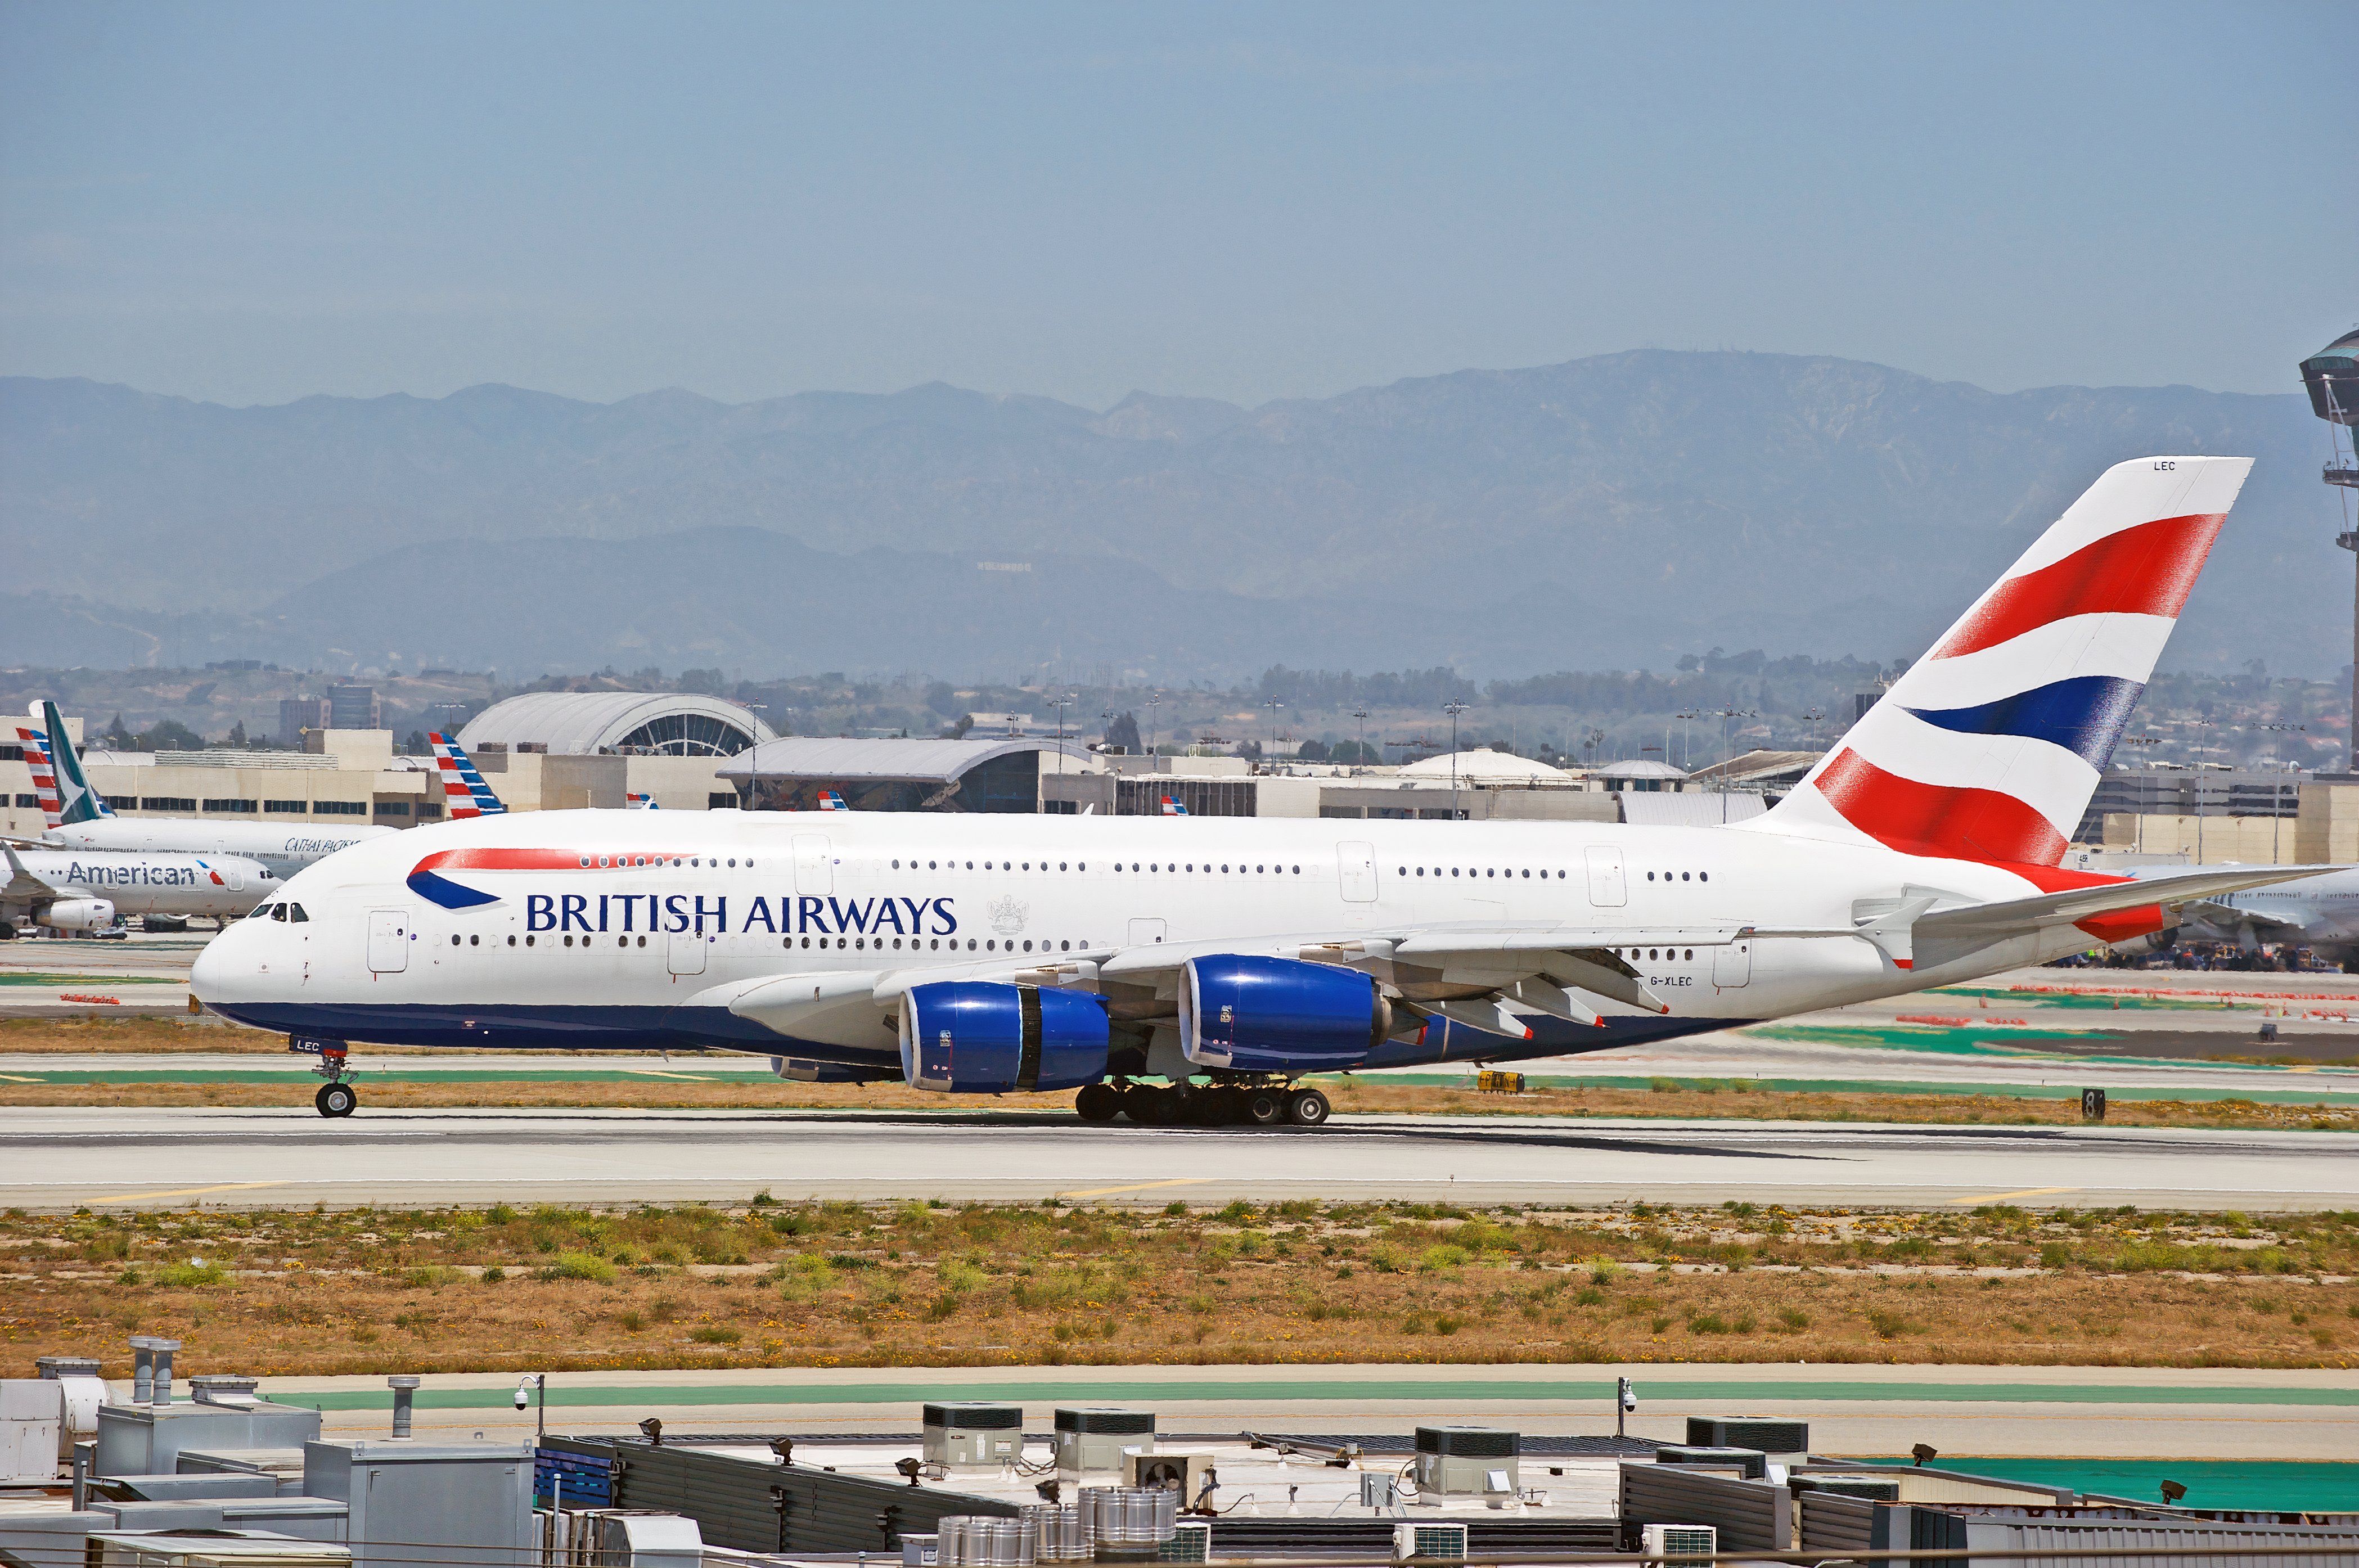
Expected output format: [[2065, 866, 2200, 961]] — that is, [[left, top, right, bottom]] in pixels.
[[1337, 841, 1377, 903], [367, 909, 409, 973], [1712, 938, 1752, 988], [794, 834, 833, 895], [1584, 846, 1628, 908], [218, 864, 244, 891], [667, 889, 709, 976]]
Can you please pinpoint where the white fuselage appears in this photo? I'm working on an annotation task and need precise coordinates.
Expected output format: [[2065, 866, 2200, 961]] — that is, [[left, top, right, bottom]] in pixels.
[[11, 849, 276, 920], [2168, 867, 2359, 955], [192, 809, 2099, 1072], [39, 819, 393, 875]]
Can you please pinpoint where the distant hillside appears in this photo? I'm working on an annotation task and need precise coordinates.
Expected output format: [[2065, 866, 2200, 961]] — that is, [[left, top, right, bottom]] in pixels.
[[0, 352, 2335, 679]]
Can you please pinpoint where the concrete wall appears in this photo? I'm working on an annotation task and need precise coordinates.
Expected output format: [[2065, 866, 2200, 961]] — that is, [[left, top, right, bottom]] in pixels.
[[2104, 811, 2303, 864]]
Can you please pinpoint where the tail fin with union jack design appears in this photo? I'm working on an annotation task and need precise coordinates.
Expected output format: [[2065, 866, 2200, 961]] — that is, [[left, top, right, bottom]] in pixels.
[[1746, 456, 2251, 871]]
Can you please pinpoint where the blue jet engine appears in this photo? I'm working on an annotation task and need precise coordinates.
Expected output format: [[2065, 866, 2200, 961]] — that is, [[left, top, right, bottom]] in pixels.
[[1181, 954, 1393, 1073], [900, 982, 1110, 1093]]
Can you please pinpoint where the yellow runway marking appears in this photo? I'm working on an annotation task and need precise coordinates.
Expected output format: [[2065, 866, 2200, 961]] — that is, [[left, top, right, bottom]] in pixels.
[[1058, 1177, 1211, 1200], [0, 1073, 39, 1083], [626, 1070, 714, 1081], [85, 1181, 289, 1205], [1949, 1185, 2076, 1206]]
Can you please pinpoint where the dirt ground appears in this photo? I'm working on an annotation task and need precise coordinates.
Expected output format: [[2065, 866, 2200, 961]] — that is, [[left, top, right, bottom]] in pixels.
[[4, 1199, 2353, 1380]]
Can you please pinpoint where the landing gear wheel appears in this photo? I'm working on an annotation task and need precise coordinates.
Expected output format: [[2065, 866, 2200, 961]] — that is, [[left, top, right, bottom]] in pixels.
[[1244, 1089, 1286, 1127], [315, 1082, 357, 1119], [1285, 1088, 1330, 1128], [1122, 1085, 1168, 1125], [1074, 1083, 1122, 1123]]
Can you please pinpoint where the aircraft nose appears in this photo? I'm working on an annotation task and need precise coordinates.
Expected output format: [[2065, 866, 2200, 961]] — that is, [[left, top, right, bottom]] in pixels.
[[190, 924, 243, 1004]]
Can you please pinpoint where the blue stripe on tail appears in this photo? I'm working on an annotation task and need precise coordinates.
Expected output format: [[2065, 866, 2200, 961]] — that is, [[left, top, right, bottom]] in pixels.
[[1903, 674, 2144, 769]]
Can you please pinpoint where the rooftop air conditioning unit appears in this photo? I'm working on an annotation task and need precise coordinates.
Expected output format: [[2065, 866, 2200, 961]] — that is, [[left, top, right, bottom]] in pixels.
[[923, 1402, 1025, 1467], [1393, 1521, 1468, 1561], [1055, 1407, 1155, 1474], [1411, 1426, 1519, 1497], [1642, 1524, 1716, 1566]]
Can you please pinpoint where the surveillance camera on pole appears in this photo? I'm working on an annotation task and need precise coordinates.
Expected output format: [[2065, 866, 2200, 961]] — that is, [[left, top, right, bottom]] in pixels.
[[1616, 1377, 1636, 1436]]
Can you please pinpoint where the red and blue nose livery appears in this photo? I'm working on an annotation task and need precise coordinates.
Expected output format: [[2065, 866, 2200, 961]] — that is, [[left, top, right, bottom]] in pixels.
[[407, 846, 677, 909]]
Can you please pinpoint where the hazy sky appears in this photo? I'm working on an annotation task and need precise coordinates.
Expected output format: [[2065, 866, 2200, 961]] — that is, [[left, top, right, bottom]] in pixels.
[[3, 1, 2351, 410]]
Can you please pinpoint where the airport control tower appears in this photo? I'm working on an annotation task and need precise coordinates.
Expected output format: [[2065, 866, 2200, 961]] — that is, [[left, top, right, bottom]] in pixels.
[[2301, 330, 2359, 765]]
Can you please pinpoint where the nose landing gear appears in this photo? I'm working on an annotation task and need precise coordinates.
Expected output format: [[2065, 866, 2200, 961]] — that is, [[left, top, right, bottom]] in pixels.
[[290, 1035, 358, 1118]]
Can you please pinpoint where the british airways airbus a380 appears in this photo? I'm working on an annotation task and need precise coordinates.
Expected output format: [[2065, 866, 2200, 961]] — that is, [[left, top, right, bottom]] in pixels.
[[194, 457, 2335, 1125]]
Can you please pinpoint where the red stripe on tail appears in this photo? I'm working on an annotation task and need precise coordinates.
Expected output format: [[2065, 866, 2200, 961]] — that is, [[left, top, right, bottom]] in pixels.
[[1933, 512, 2224, 660], [1813, 747, 2067, 866]]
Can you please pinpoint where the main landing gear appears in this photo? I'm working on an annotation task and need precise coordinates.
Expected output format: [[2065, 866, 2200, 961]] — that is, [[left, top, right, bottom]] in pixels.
[[290, 1036, 358, 1118], [1074, 1080, 1330, 1129]]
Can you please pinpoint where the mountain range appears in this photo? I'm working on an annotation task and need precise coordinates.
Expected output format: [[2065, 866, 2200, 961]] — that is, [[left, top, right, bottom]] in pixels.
[[0, 352, 2338, 681]]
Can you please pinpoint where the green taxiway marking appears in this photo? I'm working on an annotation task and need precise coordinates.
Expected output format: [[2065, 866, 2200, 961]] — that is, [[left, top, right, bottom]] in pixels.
[[1856, 1456, 2359, 1512], [0, 972, 182, 986], [280, 1376, 2359, 1413]]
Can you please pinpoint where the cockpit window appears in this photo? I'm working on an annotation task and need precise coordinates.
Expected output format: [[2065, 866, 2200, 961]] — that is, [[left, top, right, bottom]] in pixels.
[[247, 903, 276, 920], [288, 904, 309, 923], [268, 904, 287, 921]]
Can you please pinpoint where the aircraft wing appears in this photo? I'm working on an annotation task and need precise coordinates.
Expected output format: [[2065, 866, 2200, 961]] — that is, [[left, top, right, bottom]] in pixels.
[[1, 843, 57, 918], [1914, 864, 2339, 944]]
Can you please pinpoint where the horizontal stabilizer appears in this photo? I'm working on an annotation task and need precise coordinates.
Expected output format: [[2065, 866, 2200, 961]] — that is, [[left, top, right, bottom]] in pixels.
[[1918, 864, 2338, 944]]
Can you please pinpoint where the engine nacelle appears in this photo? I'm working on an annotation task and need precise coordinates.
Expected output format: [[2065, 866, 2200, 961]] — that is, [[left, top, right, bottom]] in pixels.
[[1181, 954, 1392, 1073], [900, 982, 1110, 1094], [41, 898, 116, 932]]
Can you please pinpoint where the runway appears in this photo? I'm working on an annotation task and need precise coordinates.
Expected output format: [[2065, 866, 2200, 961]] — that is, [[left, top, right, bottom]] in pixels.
[[4, 1104, 2351, 1211]]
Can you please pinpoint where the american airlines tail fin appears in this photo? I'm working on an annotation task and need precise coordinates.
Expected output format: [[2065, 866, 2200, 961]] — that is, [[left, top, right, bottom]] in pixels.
[[428, 731, 507, 819], [1745, 456, 2252, 868], [13, 726, 62, 829], [36, 701, 112, 824]]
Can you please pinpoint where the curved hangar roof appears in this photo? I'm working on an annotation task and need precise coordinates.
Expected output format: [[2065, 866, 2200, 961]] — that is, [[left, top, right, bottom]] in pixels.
[[715, 736, 1095, 784], [457, 692, 777, 758]]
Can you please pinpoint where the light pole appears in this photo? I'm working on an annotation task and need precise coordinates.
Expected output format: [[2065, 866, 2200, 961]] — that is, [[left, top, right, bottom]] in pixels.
[[1147, 692, 1163, 760], [1713, 705, 1758, 823], [1675, 709, 1703, 773], [1352, 709, 1370, 776], [1264, 697, 1284, 769], [1051, 695, 1073, 777], [1804, 706, 1825, 753], [1443, 701, 1470, 820]]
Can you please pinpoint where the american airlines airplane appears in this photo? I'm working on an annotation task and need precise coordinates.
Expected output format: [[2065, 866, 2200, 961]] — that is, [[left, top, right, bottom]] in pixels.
[[11, 703, 393, 873], [2, 842, 274, 937], [194, 457, 2334, 1124]]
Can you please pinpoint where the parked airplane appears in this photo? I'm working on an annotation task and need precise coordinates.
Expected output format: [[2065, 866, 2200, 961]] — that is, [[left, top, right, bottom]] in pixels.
[[194, 457, 2335, 1123], [2127, 863, 2359, 969], [15, 704, 394, 873], [2, 842, 274, 938]]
